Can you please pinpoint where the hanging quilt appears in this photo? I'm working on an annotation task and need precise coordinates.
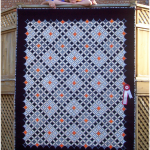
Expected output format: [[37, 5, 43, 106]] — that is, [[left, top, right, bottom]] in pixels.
[[15, 8, 135, 150]]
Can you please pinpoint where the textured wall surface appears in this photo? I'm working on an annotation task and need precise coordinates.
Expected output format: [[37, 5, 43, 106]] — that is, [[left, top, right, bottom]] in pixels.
[[1, 0, 148, 11]]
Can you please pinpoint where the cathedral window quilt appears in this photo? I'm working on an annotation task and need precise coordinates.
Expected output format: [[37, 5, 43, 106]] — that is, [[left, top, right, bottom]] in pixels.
[[15, 8, 135, 150]]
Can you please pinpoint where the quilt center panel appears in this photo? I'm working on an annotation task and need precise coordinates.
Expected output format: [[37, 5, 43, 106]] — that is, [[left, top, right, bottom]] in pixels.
[[24, 19, 127, 149]]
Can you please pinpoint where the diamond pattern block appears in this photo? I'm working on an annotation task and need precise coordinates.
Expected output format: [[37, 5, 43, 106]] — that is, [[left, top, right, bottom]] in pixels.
[[23, 18, 127, 149]]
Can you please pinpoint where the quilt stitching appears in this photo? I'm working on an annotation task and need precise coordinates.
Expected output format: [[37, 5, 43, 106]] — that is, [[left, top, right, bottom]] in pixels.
[[23, 18, 127, 149]]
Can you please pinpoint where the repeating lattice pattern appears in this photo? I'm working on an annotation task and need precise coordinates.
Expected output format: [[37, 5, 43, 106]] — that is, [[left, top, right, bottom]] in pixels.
[[23, 18, 128, 149], [1, 10, 17, 30], [1, 94, 15, 150], [137, 8, 150, 24], [137, 96, 149, 150], [1, 95, 149, 150]]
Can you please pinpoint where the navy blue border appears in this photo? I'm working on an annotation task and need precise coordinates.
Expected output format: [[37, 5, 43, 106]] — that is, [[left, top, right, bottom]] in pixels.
[[15, 8, 135, 150]]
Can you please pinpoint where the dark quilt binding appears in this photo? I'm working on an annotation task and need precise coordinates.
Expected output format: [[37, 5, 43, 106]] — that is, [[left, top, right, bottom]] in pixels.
[[15, 8, 135, 150]]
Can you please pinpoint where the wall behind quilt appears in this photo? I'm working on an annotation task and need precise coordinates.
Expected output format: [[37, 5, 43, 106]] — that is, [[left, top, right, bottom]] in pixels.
[[1, 0, 149, 11]]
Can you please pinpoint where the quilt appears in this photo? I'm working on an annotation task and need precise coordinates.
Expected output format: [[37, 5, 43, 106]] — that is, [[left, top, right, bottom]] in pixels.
[[15, 8, 135, 150]]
